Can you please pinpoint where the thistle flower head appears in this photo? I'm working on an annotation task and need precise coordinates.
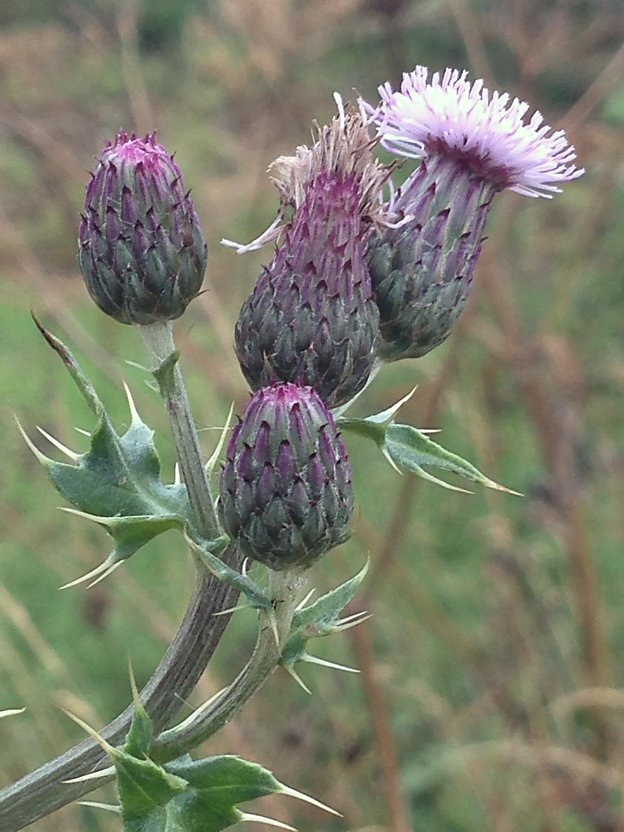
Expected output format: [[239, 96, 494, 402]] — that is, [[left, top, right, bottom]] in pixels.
[[233, 99, 384, 408], [219, 382, 353, 571], [79, 130, 206, 325], [361, 66, 584, 198], [361, 66, 584, 362]]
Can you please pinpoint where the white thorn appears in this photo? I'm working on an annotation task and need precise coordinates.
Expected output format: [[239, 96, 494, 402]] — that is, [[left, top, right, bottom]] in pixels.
[[266, 611, 280, 648], [35, 426, 80, 462], [382, 447, 403, 475], [87, 561, 123, 588], [58, 507, 107, 524], [74, 426, 91, 437], [334, 612, 373, 632], [242, 558, 252, 577], [283, 665, 312, 695], [335, 610, 370, 626], [78, 801, 121, 814], [295, 588, 316, 611], [364, 385, 419, 425], [122, 380, 141, 425], [174, 462, 181, 486], [60, 558, 114, 590], [240, 812, 297, 831], [483, 478, 524, 497], [127, 659, 140, 705], [63, 765, 116, 784], [280, 784, 342, 817], [124, 359, 150, 372], [212, 604, 251, 617], [302, 654, 360, 674], [14, 417, 50, 466], [205, 402, 235, 476], [0, 707, 25, 718], [60, 709, 113, 754], [171, 686, 228, 732]]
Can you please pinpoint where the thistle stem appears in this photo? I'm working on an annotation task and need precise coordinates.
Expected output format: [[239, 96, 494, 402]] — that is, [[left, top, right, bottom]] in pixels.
[[152, 568, 305, 763], [0, 547, 242, 832], [139, 319, 219, 539]]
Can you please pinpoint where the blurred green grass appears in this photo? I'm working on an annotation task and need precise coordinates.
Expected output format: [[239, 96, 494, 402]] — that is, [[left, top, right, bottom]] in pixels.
[[1, 2, 624, 831]]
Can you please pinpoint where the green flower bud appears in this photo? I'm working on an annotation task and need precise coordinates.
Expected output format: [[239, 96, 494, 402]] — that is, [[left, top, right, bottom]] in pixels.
[[78, 131, 206, 325], [219, 383, 353, 571]]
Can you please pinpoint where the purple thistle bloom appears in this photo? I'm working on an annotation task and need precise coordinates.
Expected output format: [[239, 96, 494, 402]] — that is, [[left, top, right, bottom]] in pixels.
[[79, 131, 206, 325], [219, 382, 353, 571], [233, 103, 388, 409], [360, 67, 584, 361]]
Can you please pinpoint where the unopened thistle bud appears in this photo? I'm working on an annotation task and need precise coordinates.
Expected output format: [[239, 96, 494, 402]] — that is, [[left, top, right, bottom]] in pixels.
[[361, 67, 584, 361], [78, 131, 206, 325], [232, 104, 388, 409], [219, 382, 353, 571]]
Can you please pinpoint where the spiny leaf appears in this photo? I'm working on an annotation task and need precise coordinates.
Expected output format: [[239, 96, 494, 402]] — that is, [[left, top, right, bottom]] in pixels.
[[164, 756, 281, 810], [384, 423, 521, 494], [186, 533, 272, 614], [339, 410, 520, 495], [124, 663, 153, 759], [24, 322, 193, 584], [115, 752, 189, 822], [292, 560, 368, 632], [281, 562, 368, 686], [67, 705, 339, 832], [63, 709, 187, 824]]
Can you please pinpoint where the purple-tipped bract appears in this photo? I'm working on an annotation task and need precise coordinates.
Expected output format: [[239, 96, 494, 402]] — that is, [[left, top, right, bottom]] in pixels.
[[219, 382, 353, 571], [78, 131, 206, 325], [235, 171, 379, 409]]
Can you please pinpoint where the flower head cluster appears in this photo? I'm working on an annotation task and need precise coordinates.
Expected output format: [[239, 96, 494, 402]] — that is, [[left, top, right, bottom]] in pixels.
[[79, 131, 206, 325], [76, 69, 584, 573]]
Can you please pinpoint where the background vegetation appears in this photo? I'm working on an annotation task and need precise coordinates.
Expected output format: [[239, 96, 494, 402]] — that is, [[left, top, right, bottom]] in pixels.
[[1, 1, 623, 830]]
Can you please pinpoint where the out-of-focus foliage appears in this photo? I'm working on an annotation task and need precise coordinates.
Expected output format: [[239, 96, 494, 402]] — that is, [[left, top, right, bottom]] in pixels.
[[1, 2, 623, 831]]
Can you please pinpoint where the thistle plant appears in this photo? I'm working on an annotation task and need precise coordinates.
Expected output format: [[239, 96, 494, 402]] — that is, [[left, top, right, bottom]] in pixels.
[[0, 67, 582, 832]]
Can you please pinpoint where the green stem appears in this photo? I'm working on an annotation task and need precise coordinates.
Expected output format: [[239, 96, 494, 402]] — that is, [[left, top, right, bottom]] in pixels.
[[0, 547, 242, 832], [139, 320, 219, 538], [152, 568, 305, 763]]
